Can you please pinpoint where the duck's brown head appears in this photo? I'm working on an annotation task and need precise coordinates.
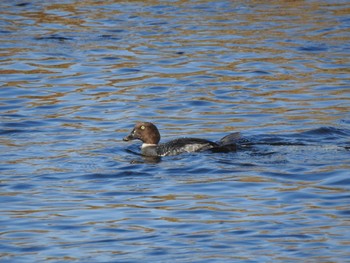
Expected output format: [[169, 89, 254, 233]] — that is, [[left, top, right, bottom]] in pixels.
[[123, 122, 161, 144]]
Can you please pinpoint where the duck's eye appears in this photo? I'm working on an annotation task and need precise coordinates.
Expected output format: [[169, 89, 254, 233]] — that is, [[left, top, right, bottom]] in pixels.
[[141, 125, 145, 130]]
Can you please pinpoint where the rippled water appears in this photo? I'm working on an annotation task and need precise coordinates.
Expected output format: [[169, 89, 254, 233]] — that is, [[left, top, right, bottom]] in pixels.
[[1, 0, 350, 262]]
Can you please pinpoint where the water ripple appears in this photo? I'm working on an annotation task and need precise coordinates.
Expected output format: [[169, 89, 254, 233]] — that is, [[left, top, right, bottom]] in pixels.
[[1, 0, 350, 262]]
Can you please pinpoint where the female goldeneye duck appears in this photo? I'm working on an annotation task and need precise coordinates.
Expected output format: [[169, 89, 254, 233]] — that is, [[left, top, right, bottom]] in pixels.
[[123, 122, 239, 157]]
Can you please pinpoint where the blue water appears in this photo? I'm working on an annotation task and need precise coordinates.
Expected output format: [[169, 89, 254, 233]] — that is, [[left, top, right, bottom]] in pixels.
[[1, 0, 350, 262]]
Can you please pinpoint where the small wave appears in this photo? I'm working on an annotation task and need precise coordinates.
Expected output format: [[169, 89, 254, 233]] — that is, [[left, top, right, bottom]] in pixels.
[[35, 34, 73, 42], [300, 127, 350, 137], [83, 171, 152, 179], [248, 126, 350, 148]]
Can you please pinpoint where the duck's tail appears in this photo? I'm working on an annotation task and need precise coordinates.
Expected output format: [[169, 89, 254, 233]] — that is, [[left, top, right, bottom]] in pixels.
[[218, 132, 242, 145], [209, 132, 242, 153]]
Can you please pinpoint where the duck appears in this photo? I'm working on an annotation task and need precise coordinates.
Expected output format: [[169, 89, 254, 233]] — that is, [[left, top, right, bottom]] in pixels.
[[123, 122, 240, 157]]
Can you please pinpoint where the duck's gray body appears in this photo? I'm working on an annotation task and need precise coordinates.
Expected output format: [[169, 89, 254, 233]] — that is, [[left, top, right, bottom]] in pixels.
[[141, 137, 219, 157]]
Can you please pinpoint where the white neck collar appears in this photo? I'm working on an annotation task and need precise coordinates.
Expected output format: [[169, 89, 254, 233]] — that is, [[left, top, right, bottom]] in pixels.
[[142, 143, 157, 149]]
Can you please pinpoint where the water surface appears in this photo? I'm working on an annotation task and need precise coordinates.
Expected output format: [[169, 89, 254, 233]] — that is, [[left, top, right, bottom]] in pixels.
[[1, 0, 350, 262]]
